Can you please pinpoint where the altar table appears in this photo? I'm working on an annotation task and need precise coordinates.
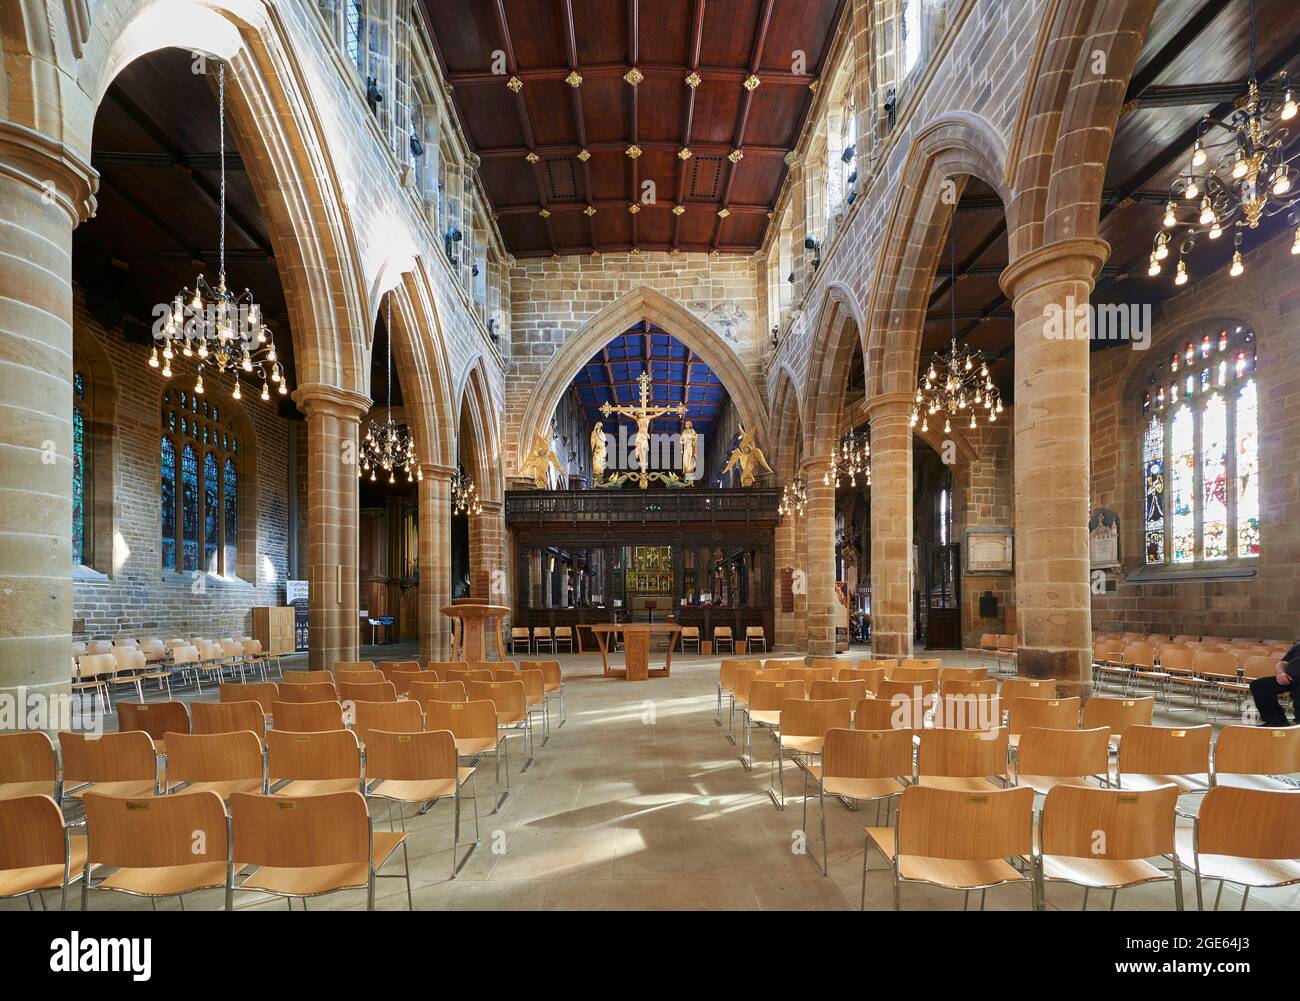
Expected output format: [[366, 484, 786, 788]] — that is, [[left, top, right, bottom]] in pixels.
[[589, 623, 682, 680]]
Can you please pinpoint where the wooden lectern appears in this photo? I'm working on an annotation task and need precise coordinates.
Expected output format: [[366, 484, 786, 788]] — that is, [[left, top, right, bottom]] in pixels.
[[589, 623, 682, 680], [441, 603, 511, 662]]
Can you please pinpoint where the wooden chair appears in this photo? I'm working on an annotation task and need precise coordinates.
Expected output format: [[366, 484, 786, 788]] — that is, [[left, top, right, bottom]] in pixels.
[[717, 658, 761, 733], [1014, 726, 1111, 795], [553, 626, 574, 653], [897, 658, 942, 675], [164, 730, 264, 800], [365, 729, 475, 882], [739, 679, 805, 772], [876, 677, 937, 706], [1116, 724, 1212, 793], [1082, 695, 1153, 752], [276, 681, 337, 704], [916, 727, 1010, 792], [992, 635, 1019, 676], [0, 794, 86, 910], [745, 625, 767, 653], [425, 700, 509, 809], [1091, 638, 1128, 691], [933, 692, 1002, 731], [467, 680, 533, 772], [965, 633, 1000, 672], [61, 731, 159, 799], [680, 626, 701, 653], [730, 667, 781, 744], [1155, 645, 1207, 711], [220, 681, 278, 716], [409, 679, 468, 704], [850, 657, 895, 677], [998, 678, 1057, 703], [115, 700, 190, 757], [1005, 697, 1080, 748], [891, 665, 941, 686], [282, 670, 331, 684], [378, 662, 422, 697], [421, 661, 461, 681], [1177, 785, 1300, 911], [533, 626, 554, 654], [806, 728, 911, 875], [267, 728, 362, 797], [230, 790, 409, 911], [338, 680, 398, 704], [1210, 653, 1272, 719], [517, 659, 565, 728], [1121, 642, 1167, 701], [193, 700, 265, 739], [352, 700, 424, 746], [446, 666, 494, 686], [270, 700, 346, 734], [809, 679, 869, 705], [1038, 783, 1184, 911], [81, 789, 230, 910], [836, 666, 885, 692], [855, 696, 925, 731], [773, 698, 851, 809], [73, 653, 114, 712], [335, 669, 386, 686], [85, 640, 114, 656], [864, 784, 1035, 911], [762, 657, 807, 673], [1212, 724, 1300, 791], [0, 731, 59, 802], [713, 625, 734, 654], [940, 666, 989, 684], [334, 661, 376, 673], [940, 678, 997, 698], [509, 627, 532, 655]]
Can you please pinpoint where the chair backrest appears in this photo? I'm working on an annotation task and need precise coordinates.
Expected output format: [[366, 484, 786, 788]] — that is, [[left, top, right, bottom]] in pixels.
[[681, 626, 699, 639], [59, 731, 157, 784], [115, 701, 191, 742], [333, 661, 375, 673], [511, 627, 530, 639], [76, 652, 116, 680], [978, 633, 997, 648], [1040, 783, 1178, 860], [422, 661, 464, 681], [876, 677, 936, 702], [519, 659, 561, 683], [762, 657, 806, 672], [282, 670, 328, 684], [467, 680, 526, 720], [890, 665, 940, 685], [423, 699, 498, 741], [1092, 639, 1123, 661], [714, 625, 732, 638], [1006, 696, 1081, 736], [111, 646, 146, 671], [780, 666, 833, 686], [221, 682, 279, 714], [855, 696, 925, 730], [898, 658, 942, 673], [748, 679, 806, 712], [1170, 634, 1200, 645], [836, 666, 885, 691], [1157, 645, 1194, 671], [1195, 785, 1300, 860], [84, 789, 229, 870], [271, 700, 346, 734], [231, 790, 368, 869], [192, 700, 265, 737], [853, 658, 896, 675], [534, 626, 552, 639], [276, 681, 337, 703], [1193, 651, 1240, 678], [86, 640, 114, 655], [917, 727, 1009, 779], [823, 727, 914, 781], [0, 794, 68, 872], [267, 728, 360, 781], [731, 667, 760, 703], [1081, 696, 1153, 735], [139, 639, 167, 660], [335, 669, 386, 686], [1238, 654, 1279, 680], [165, 729, 263, 784], [897, 784, 1033, 860], [555, 626, 573, 639], [1120, 642, 1156, 668], [940, 678, 997, 697], [446, 667, 494, 685], [1213, 724, 1300, 777], [745, 625, 764, 639], [221, 640, 245, 660], [352, 700, 423, 743], [338, 680, 398, 704], [513, 668, 546, 703], [809, 679, 868, 704], [998, 678, 1057, 703], [1016, 726, 1110, 779], [719, 658, 759, 693], [940, 667, 989, 683], [409, 679, 468, 703], [0, 731, 57, 784], [780, 698, 851, 739], [364, 729, 456, 783], [933, 693, 1002, 731], [1118, 724, 1212, 779]]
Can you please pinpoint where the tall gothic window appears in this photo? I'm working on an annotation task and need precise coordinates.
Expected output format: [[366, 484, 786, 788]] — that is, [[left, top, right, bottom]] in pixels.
[[1140, 325, 1259, 566], [161, 390, 241, 576], [72, 372, 88, 566]]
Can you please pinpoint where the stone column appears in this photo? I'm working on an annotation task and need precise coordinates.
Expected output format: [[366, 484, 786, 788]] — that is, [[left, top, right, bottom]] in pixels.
[[0, 124, 95, 707], [469, 498, 506, 602], [867, 393, 914, 658], [418, 463, 454, 662], [999, 237, 1109, 697], [293, 384, 369, 671], [773, 510, 799, 649], [802, 455, 836, 656]]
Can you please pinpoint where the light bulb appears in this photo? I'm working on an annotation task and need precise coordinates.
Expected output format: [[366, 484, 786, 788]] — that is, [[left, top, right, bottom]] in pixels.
[[969, 415, 976, 429], [232, 380, 241, 400], [1198, 197, 1214, 226], [943, 419, 952, 434], [1230, 250, 1243, 277], [1283, 90, 1297, 120], [195, 374, 205, 394], [920, 419, 928, 432], [1191, 141, 1207, 167], [1209, 222, 1222, 239], [1148, 256, 1161, 276], [1291, 227, 1300, 255], [162, 363, 172, 378], [1185, 179, 1199, 199], [279, 382, 287, 395], [1163, 202, 1176, 228], [1174, 259, 1188, 286], [1271, 168, 1291, 196], [149, 348, 160, 368], [261, 383, 270, 401], [1155, 237, 1169, 260], [1232, 151, 1248, 179]]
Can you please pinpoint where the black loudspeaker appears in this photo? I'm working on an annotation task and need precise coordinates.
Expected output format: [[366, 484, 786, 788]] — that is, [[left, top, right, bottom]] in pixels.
[[979, 592, 999, 618]]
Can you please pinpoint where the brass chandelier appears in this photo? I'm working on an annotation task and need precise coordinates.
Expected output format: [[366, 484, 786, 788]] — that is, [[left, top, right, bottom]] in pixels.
[[910, 235, 1003, 433], [148, 62, 287, 402], [1149, 0, 1299, 285], [824, 428, 871, 488], [359, 293, 422, 485], [452, 466, 482, 515], [778, 474, 807, 518]]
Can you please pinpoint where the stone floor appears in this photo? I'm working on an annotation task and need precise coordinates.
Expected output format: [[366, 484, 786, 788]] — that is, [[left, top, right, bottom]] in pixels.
[[12, 645, 1299, 912]]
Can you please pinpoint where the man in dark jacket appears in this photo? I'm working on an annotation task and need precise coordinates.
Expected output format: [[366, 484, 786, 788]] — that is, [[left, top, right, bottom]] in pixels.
[[1249, 642, 1300, 726]]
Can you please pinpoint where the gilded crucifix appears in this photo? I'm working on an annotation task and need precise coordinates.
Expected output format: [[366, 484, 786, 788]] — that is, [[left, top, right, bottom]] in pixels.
[[597, 370, 688, 489]]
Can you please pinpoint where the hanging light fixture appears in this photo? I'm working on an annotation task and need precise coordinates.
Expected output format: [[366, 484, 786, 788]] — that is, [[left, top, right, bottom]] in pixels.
[[452, 466, 482, 515], [778, 474, 807, 518], [823, 427, 871, 488], [359, 293, 422, 485], [1148, 0, 1299, 284], [149, 62, 286, 402], [910, 230, 1003, 433]]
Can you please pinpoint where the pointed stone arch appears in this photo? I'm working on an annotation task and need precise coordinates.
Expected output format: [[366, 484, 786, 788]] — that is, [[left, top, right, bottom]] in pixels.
[[803, 280, 866, 460], [512, 286, 767, 475], [456, 356, 503, 503]]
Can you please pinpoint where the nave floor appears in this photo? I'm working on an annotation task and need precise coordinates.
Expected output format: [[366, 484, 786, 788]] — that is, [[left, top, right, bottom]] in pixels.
[[11, 647, 1299, 912]]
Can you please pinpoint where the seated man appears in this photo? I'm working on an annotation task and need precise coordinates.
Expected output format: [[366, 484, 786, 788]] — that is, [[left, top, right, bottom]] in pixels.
[[1250, 642, 1300, 727]]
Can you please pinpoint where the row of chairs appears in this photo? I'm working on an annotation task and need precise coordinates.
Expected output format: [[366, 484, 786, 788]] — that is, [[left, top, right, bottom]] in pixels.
[[508, 626, 575, 654], [1095, 631, 1293, 650], [73, 637, 277, 710], [1093, 640, 1282, 716], [965, 634, 1018, 675]]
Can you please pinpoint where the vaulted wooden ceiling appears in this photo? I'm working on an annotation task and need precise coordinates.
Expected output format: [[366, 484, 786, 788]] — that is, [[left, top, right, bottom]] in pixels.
[[421, 0, 848, 257]]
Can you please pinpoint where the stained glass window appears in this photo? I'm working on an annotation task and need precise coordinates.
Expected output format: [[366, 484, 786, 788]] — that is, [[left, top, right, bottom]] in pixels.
[[161, 437, 176, 570], [181, 443, 199, 572], [204, 452, 220, 573], [1140, 325, 1259, 565], [1143, 414, 1164, 564], [223, 458, 238, 573], [72, 373, 86, 567]]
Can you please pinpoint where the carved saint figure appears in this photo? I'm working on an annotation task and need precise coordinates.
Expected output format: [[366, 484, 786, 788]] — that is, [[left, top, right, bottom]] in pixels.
[[591, 421, 607, 480], [723, 425, 774, 487], [680, 419, 699, 481], [519, 432, 564, 489]]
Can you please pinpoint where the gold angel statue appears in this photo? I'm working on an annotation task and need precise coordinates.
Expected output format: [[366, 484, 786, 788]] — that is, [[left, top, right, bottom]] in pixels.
[[723, 425, 773, 487], [590, 421, 607, 481], [519, 432, 565, 489]]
